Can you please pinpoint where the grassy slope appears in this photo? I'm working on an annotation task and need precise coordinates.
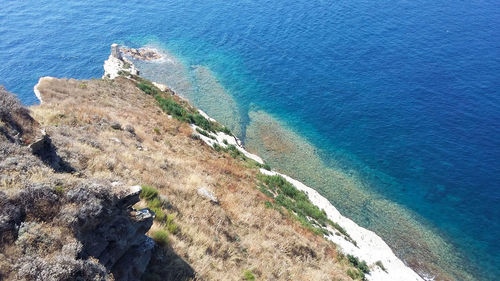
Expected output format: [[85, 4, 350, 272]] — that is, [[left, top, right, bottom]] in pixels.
[[29, 76, 361, 280]]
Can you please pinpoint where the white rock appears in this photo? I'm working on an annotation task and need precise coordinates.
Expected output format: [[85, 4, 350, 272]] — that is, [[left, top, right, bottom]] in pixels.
[[152, 82, 168, 91], [197, 187, 218, 204]]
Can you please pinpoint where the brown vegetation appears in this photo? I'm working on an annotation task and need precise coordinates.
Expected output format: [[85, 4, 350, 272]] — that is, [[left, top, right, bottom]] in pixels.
[[1, 77, 359, 280]]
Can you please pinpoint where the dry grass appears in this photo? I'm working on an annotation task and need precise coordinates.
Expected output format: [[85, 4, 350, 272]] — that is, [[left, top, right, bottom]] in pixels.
[[28, 76, 355, 280]]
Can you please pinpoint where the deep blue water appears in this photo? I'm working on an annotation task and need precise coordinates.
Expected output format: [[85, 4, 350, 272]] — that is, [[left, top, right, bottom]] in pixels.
[[1, 0, 499, 279]]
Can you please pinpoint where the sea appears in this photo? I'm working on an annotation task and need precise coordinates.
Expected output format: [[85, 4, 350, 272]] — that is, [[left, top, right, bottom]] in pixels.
[[1, 0, 499, 280]]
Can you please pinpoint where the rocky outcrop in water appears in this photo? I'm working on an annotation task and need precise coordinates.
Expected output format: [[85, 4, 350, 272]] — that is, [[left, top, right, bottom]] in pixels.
[[120, 47, 163, 61]]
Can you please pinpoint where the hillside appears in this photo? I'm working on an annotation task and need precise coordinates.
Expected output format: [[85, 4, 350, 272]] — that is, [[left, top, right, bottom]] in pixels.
[[0, 74, 366, 280]]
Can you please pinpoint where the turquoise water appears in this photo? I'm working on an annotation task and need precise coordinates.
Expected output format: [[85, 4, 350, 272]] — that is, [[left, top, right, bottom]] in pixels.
[[1, 0, 499, 279]]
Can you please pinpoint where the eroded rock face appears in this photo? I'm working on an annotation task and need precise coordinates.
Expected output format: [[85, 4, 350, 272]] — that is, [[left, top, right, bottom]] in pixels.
[[74, 185, 155, 281], [0, 183, 155, 281]]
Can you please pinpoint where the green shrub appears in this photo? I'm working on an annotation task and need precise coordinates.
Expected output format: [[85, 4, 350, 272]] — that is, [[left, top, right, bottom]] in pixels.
[[196, 128, 215, 139], [256, 174, 356, 242], [148, 197, 163, 208], [243, 270, 255, 281], [140, 185, 179, 237], [53, 185, 65, 195], [258, 163, 271, 171], [155, 95, 189, 121], [347, 254, 370, 274], [346, 268, 365, 280], [136, 78, 233, 135], [190, 113, 212, 132], [331, 221, 351, 239], [137, 81, 160, 96], [213, 143, 222, 152], [257, 174, 337, 236], [225, 145, 246, 160], [152, 229, 169, 247], [220, 126, 232, 135], [151, 207, 166, 222], [166, 214, 178, 234], [140, 185, 158, 200]]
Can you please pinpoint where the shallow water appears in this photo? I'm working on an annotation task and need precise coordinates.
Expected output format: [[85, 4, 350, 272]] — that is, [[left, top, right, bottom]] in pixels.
[[1, 0, 499, 280]]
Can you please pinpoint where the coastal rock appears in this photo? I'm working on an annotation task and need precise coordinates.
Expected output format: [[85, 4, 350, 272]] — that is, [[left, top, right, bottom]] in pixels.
[[120, 47, 163, 61], [259, 169, 424, 281], [152, 82, 169, 92], [103, 44, 139, 79]]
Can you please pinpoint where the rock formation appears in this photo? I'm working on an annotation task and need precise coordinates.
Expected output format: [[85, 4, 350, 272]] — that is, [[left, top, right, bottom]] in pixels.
[[120, 47, 163, 61]]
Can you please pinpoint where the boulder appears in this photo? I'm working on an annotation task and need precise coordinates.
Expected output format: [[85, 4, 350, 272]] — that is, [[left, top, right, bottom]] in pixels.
[[197, 187, 219, 204]]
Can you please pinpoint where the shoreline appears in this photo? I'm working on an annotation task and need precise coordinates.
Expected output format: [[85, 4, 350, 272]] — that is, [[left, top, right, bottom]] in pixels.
[[191, 122, 426, 281], [101, 44, 426, 281]]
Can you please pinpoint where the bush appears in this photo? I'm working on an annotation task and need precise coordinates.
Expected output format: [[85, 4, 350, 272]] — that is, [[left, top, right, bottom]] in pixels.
[[196, 128, 215, 139], [243, 270, 255, 281], [136, 78, 233, 134], [347, 268, 365, 280], [155, 95, 189, 121], [17, 184, 61, 221], [140, 185, 179, 235], [166, 214, 178, 234], [347, 254, 370, 274], [152, 229, 169, 247], [137, 82, 159, 96], [150, 206, 166, 222], [257, 174, 334, 236], [212, 143, 222, 152], [256, 174, 357, 242], [140, 185, 159, 201], [258, 163, 271, 171], [220, 126, 232, 135]]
